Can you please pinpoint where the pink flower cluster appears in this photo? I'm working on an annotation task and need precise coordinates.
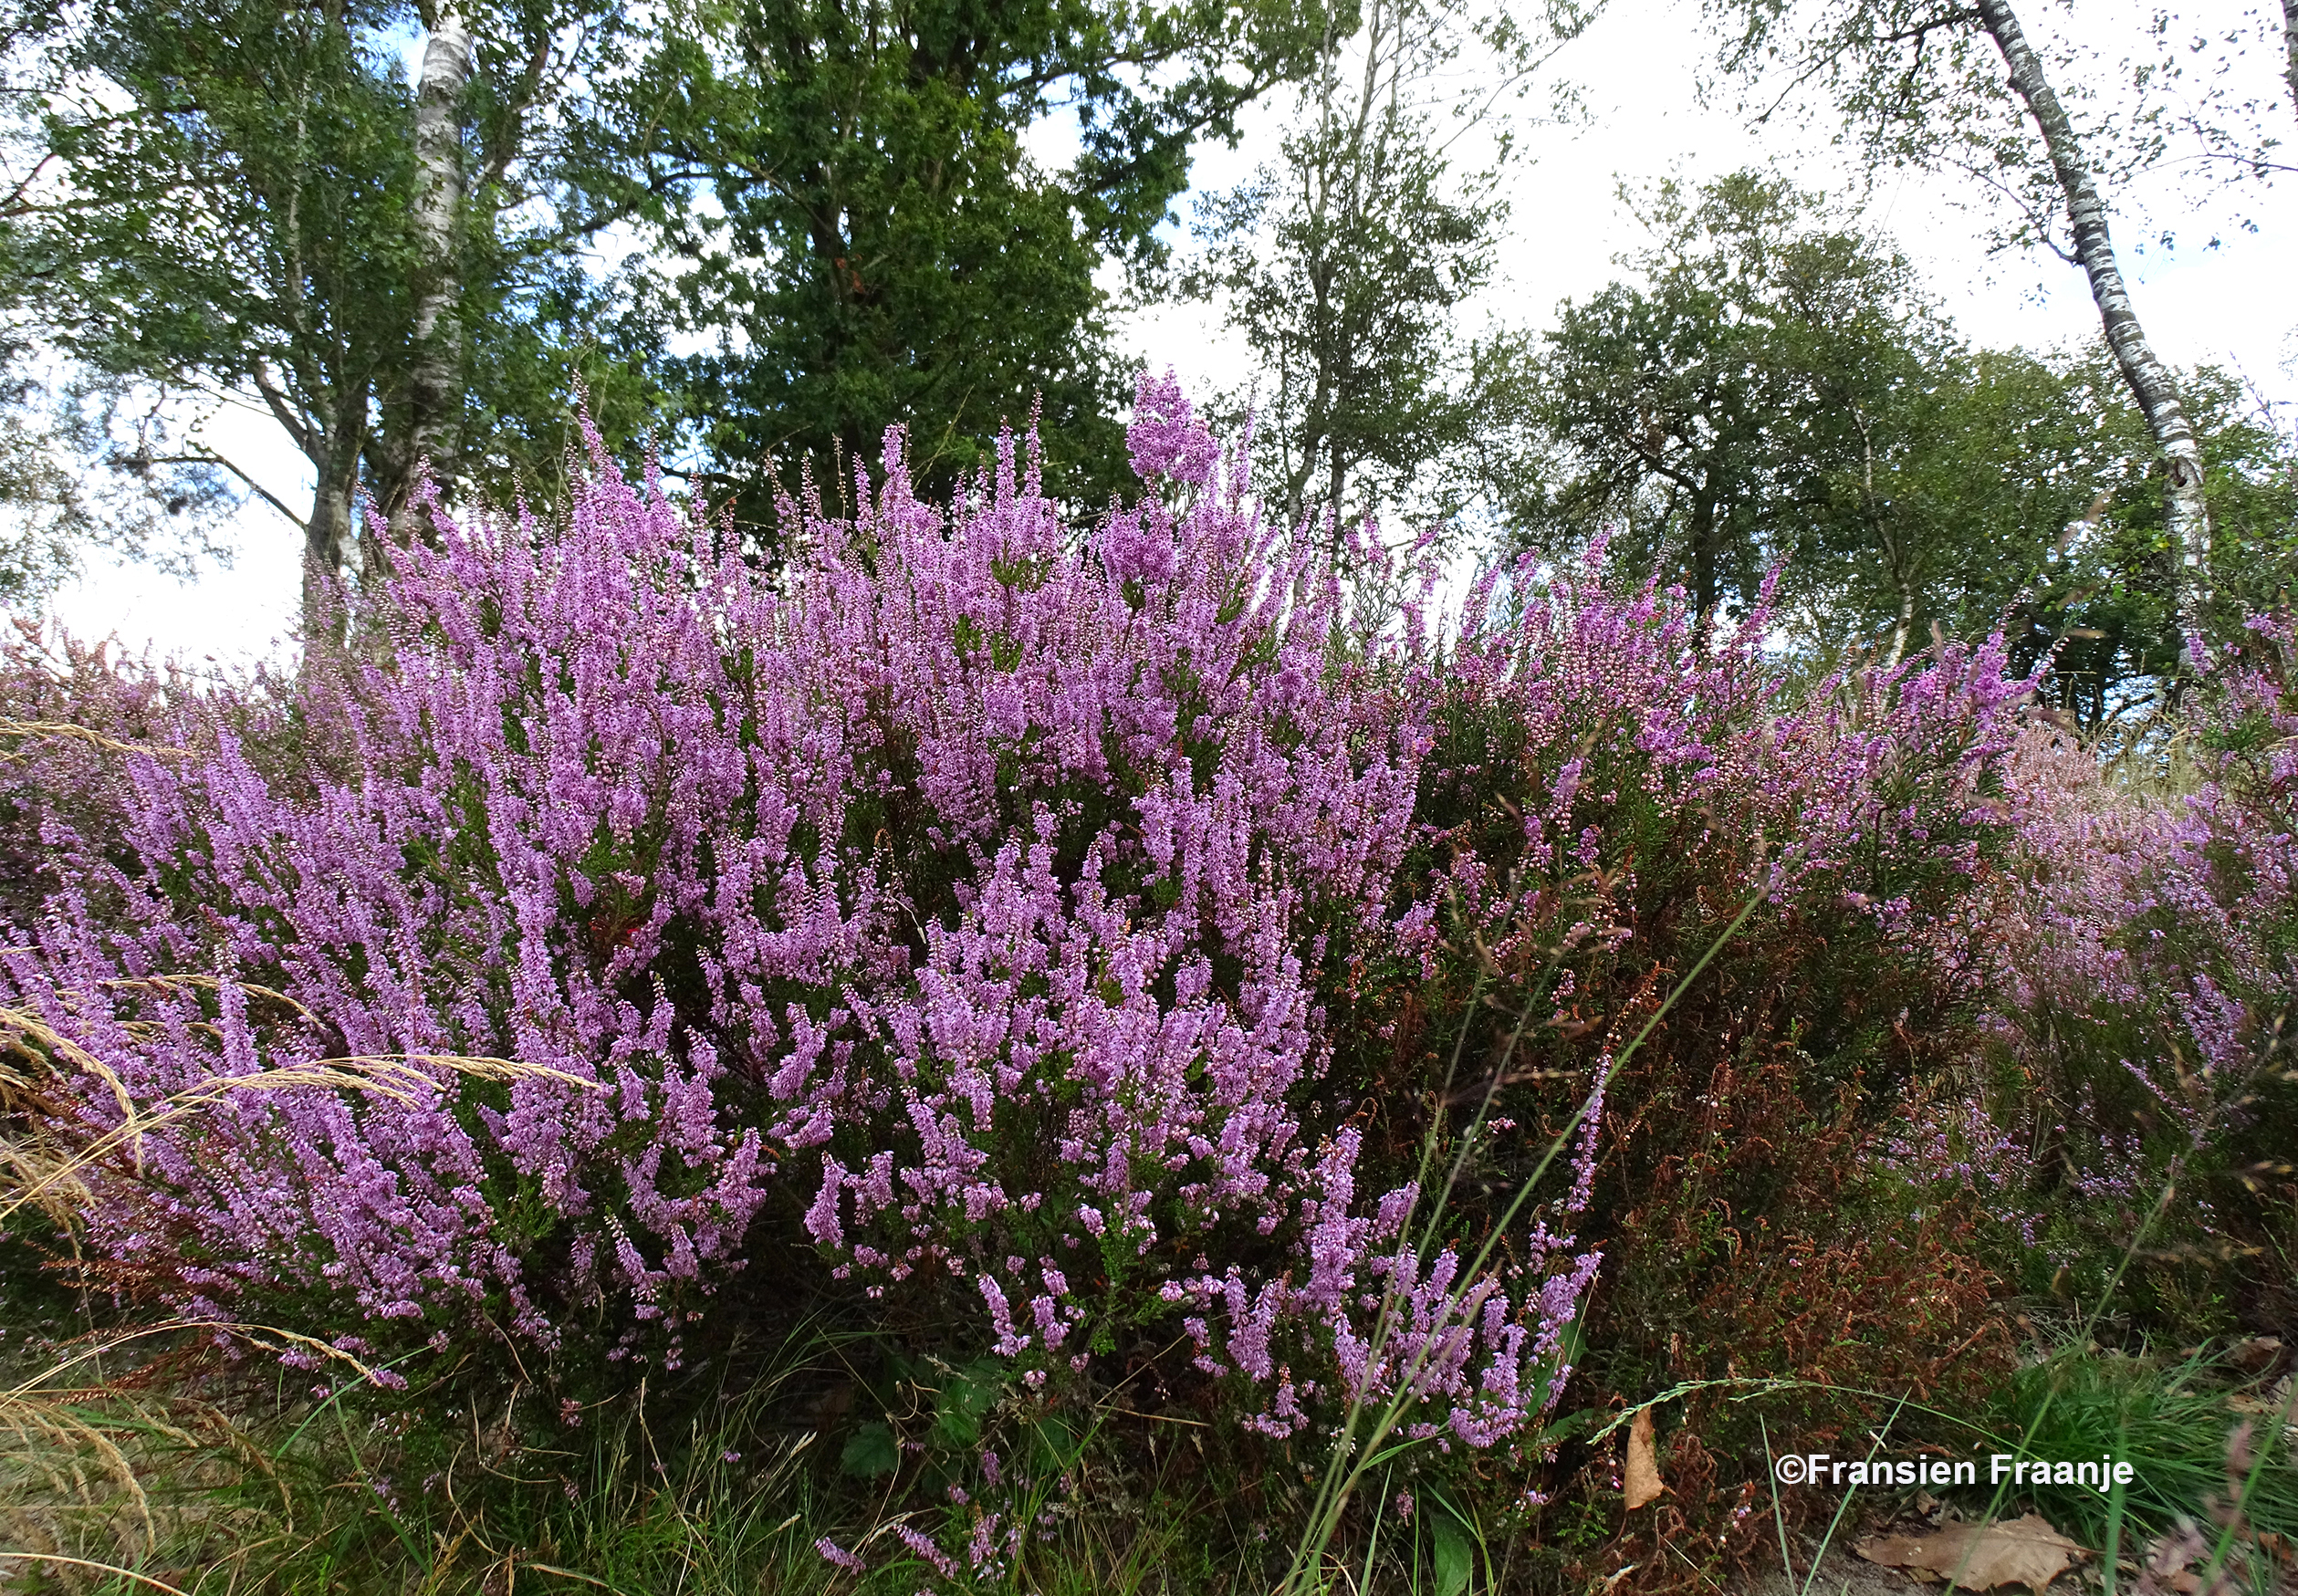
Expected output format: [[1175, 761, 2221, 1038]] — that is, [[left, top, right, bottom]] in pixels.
[[2, 371, 2033, 1449], [1425, 550, 2028, 965], [1994, 620, 2298, 1152]]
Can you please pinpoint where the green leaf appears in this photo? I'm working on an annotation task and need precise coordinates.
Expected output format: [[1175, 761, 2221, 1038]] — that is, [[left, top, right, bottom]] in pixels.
[[1430, 1515, 1473, 1596], [1027, 1413, 1085, 1472], [929, 1360, 1006, 1450], [1536, 1405, 1600, 1447], [839, 1421, 900, 1479]]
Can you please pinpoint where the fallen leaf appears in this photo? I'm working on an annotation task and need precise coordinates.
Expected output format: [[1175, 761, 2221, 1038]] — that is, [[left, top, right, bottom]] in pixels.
[[1624, 1408, 1665, 1509], [2226, 1336, 2282, 1376], [2134, 1524, 2238, 1596], [1856, 1513, 2084, 1591]]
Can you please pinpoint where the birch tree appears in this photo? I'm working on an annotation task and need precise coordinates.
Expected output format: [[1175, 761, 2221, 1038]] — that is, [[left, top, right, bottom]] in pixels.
[[385, 1, 476, 555], [3, 0, 660, 640], [1712, 0, 2218, 662]]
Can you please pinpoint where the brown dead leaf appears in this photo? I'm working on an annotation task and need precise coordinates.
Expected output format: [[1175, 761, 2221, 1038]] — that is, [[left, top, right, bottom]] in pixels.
[[2226, 1336, 2282, 1377], [1856, 1513, 2084, 1591], [2132, 1522, 2241, 1596], [1624, 1408, 1665, 1509]]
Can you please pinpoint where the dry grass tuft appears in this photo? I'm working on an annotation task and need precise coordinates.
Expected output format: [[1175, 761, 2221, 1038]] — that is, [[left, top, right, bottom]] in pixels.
[[2, 980, 605, 1228], [0, 718, 189, 763]]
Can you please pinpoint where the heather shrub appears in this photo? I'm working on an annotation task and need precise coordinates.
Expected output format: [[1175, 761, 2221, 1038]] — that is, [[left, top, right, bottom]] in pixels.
[[1994, 623, 2298, 1338], [1, 631, 288, 1328], [1, 376, 2059, 1591], [1292, 576, 2033, 1581], [0, 631, 208, 930], [3, 378, 1595, 1461]]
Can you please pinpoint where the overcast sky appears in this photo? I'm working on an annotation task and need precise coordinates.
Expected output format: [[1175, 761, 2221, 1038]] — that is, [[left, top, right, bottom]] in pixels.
[[40, 0, 2298, 666]]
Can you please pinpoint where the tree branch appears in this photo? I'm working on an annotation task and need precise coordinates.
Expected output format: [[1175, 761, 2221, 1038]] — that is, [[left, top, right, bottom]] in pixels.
[[146, 446, 301, 527]]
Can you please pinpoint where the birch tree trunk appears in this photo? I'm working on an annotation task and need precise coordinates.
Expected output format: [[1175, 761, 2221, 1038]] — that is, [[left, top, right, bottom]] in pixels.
[[1885, 575, 1916, 668], [2283, 0, 2297, 123], [386, 1, 474, 554], [1974, 0, 2211, 663]]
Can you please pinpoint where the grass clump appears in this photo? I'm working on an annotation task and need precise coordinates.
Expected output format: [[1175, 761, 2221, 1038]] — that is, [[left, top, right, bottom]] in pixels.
[[1978, 1340, 2297, 1549]]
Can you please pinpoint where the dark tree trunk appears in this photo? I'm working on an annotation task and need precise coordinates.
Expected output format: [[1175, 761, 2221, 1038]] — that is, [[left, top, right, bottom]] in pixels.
[[1687, 488, 1719, 645], [302, 382, 371, 644]]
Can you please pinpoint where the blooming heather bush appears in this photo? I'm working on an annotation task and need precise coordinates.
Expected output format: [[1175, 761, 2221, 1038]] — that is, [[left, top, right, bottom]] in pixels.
[[0, 632, 232, 928], [3, 379, 1591, 1448], [1992, 623, 2298, 1331], [1351, 548, 2033, 1231], [1330, 578, 2035, 1581], [2005, 631, 2298, 1089], [3, 374, 2042, 1476]]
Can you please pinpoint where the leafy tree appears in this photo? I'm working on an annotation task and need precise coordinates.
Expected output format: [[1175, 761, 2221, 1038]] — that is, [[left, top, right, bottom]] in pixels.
[[2111, 2, 2298, 197], [1, 0, 665, 638], [1521, 172, 1908, 636], [627, 0, 1342, 530], [1176, 0, 1579, 552], [1708, 0, 2219, 662], [2006, 358, 2298, 727], [0, 336, 234, 608], [1520, 172, 2298, 707], [1779, 342, 2295, 725], [0, 24, 227, 604]]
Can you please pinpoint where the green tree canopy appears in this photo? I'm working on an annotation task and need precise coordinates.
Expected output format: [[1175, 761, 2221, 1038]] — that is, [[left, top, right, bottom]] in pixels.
[[1175, 0, 1574, 553], [1, 0, 682, 635], [1520, 172, 1896, 634], [628, 0, 1342, 531], [1518, 172, 2298, 717]]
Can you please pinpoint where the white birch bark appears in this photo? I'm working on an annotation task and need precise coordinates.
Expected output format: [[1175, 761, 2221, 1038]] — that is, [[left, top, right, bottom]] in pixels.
[[2283, 0, 2298, 123], [389, 2, 475, 550], [1975, 0, 2211, 663]]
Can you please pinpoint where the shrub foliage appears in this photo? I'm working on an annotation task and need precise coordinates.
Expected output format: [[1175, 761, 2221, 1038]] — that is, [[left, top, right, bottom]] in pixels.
[[16, 374, 2270, 1591]]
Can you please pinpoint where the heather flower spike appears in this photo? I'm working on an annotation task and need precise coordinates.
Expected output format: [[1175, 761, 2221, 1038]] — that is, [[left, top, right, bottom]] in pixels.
[[2, 370, 2034, 1455]]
